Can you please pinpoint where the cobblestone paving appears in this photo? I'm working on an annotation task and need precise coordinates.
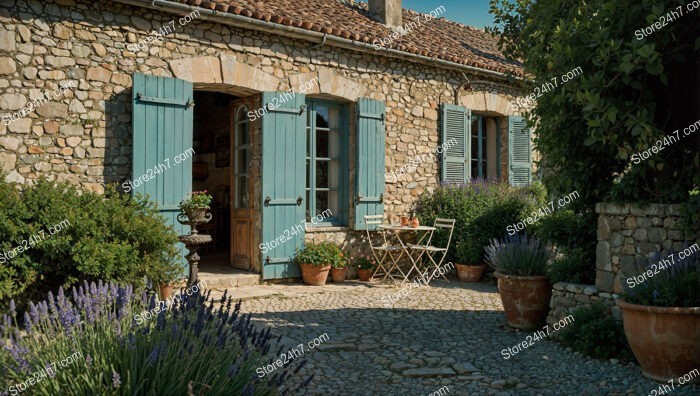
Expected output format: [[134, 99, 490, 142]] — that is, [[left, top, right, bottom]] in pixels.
[[234, 281, 698, 396]]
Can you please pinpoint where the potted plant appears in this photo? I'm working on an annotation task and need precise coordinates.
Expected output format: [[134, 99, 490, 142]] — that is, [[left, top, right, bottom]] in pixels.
[[150, 260, 182, 300], [179, 190, 213, 222], [295, 242, 340, 286], [330, 251, 349, 283], [454, 238, 486, 282], [485, 234, 552, 330], [617, 248, 700, 382], [355, 256, 376, 281]]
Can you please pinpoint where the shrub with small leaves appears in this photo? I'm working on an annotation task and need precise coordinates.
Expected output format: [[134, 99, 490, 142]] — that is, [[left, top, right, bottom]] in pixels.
[[559, 303, 635, 362]]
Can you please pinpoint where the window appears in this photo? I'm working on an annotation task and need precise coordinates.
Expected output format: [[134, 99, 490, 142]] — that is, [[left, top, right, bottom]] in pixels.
[[471, 115, 488, 179], [470, 115, 501, 180], [233, 106, 249, 208], [305, 100, 348, 226]]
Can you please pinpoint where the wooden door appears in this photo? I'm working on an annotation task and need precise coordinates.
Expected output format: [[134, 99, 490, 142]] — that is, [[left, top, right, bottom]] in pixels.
[[230, 103, 253, 270]]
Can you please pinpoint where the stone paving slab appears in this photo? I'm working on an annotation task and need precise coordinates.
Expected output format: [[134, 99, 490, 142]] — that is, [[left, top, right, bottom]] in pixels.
[[221, 281, 698, 395]]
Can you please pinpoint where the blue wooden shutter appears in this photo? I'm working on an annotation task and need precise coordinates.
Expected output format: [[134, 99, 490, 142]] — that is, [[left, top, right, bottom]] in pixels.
[[441, 104, 470, 183], [132, 73, 193, 273], [261, 92, 306, 280], [508, 115, 532, 186], [354, 98, 386, 230]]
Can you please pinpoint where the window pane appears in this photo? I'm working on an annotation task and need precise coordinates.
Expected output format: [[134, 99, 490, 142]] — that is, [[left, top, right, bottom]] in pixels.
[[315, 191, 329, 215], [316, 106, 329, 128], [316, 130, 329, 158], [316, 160, 328, 188], [306, 190, 311, 221], [306, 159, 310, 189], [471, 136, 478, 159], [471, 162, 479, 179]]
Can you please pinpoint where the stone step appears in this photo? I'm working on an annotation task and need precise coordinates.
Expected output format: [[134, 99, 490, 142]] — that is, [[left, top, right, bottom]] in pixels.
[[198, 264, 261, 290]]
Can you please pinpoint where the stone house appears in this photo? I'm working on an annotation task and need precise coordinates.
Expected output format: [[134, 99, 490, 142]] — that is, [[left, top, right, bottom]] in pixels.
[[0, 0, 531, 280]]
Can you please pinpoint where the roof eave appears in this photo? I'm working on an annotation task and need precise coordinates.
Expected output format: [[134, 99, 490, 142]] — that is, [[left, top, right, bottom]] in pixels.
[[113, 0, 526, 82]]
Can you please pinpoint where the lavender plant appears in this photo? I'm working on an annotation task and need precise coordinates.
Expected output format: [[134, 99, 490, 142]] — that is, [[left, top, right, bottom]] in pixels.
[[0, 281, 310, 395], [621, 247, 700, 307], [485, 234, 552, 276]]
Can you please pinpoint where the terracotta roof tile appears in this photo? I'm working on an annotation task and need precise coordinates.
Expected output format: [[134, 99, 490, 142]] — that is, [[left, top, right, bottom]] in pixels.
[[150, 0, 523, 76]]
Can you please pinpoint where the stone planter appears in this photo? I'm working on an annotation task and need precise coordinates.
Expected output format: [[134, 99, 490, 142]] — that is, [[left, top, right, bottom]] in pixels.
[[455, 263, 485, 282], [617, 299, 700, 382], [357, 268, 373, 281], [495, 272, 551, 330], [330, 267, 348, 283], [184, 207, 209, 222], [159, 283, 174, 300], [300, 263, 331, 286]]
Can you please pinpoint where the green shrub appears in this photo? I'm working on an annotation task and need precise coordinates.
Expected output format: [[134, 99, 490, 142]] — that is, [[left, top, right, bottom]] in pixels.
[[0, 177, 179, 305], [548, 247, 595, 284], [534, 210, 596, 283], [559, 304, 635, 362], [415, 180, 546, 264]]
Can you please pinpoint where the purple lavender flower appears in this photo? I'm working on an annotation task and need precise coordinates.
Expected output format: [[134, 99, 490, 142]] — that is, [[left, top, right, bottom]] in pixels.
[[112, 369, 121, 389], [9, 300, 16, 317]]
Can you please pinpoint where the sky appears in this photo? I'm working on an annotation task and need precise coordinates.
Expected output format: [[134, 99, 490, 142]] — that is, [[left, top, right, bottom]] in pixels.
[[359, 0, 495, 29]]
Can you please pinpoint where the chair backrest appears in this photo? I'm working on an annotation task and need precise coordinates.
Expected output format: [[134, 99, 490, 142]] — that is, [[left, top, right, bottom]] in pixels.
[[427, 218, 455, 249], [364, 215, 387, 250], [434, 218, 455, 229]]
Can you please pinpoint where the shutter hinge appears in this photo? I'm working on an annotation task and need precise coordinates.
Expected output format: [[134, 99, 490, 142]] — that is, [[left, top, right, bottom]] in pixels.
[[356, 193, 383, 204]]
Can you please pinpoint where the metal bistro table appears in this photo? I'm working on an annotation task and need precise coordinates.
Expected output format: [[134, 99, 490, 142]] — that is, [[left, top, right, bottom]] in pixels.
[[377, 224, 436, 283]]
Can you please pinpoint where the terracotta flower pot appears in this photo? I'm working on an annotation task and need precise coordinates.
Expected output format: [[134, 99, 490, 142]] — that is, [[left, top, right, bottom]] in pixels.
[[185, 207, 208, 222], [400, 216, 410, 226], [300, 263, 331, 286], [617, 299, 700, 382], [357, 268, 373, 281], [495, 272, 551, 330], [455, 263, 485, 282], [410, 217, 420, 228], [330, 267, 348, 283], [159, 283, 174, 300]]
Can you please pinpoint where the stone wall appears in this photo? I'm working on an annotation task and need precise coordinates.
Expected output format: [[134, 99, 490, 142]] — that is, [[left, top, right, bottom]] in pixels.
[[546, 282, 618, 330], [548, 202, 698, 324], [595, 203, 698, 294]]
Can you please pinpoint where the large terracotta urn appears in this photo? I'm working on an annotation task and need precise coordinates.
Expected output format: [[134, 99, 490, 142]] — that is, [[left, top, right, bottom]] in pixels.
[[495, 272, 551, 330], [617, 300, 700, 382]]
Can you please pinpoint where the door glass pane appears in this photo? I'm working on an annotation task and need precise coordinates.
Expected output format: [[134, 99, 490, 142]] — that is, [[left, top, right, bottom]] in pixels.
[[236, 122, 248, 145], [236, 177, 247, 208], [236, 149, 247, 175]]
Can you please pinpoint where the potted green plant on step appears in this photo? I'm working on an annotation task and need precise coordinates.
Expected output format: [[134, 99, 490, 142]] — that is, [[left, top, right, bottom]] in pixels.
[[485, 234, 552, 330], [295, 242, 341, 286], [355, 256, 376, 281], [330, 251, 349, 283], [617, 247, 700, 382], [149, 259, 183, 300], [179, 190, 213, 222], [454, 237, 486, 282]]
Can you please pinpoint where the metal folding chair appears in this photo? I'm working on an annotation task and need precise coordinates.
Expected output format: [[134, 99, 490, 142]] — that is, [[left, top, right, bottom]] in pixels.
[[408, 218, 455, 283], [364, 215, 404, 282]]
